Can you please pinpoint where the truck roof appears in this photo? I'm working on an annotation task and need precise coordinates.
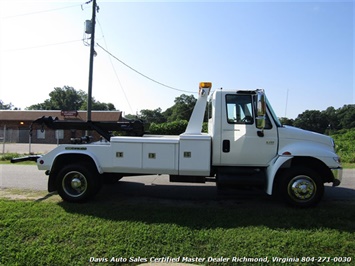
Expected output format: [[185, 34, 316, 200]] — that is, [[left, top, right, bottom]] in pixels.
[[213, 89, 260, 95]]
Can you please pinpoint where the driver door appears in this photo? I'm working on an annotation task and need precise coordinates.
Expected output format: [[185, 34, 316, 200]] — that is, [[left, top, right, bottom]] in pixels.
[[220, 93, 278, 166]]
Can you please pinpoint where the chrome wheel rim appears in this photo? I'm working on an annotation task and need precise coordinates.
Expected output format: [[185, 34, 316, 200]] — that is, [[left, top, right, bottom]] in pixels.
[[62, 171, 88, 198], [288, 175, 316, 202]]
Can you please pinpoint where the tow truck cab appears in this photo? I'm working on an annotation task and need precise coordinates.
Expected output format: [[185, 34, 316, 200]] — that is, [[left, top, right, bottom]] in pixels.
[[209, 88, 342, 202]]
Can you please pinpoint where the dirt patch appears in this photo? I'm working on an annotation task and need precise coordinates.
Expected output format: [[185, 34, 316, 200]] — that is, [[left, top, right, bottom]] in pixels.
[[0, 188, 61, 202]]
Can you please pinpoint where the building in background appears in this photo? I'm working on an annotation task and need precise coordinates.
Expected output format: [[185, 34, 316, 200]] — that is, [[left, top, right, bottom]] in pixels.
[[0, 110, 124, 144]]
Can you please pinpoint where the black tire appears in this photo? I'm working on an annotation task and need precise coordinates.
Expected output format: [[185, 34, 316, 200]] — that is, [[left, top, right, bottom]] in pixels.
[[279, 167, 324, 208], [56, 164, 101, 203]]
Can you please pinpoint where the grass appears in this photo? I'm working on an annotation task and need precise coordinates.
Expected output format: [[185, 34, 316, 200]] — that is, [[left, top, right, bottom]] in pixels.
[[0, 153, 21, 161], [0, 153, 37, 165], [342, 163, 355, 169], [0, 138, 354, 265], [0, 196, 354, 266]]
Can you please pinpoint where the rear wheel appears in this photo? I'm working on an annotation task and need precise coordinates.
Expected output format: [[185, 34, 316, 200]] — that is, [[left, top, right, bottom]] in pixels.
[[56, 164, 101, 203], [279, 167, 324, 207]]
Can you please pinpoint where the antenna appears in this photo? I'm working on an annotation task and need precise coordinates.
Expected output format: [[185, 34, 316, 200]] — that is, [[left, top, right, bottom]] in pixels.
[[285, 89, 289, 117]]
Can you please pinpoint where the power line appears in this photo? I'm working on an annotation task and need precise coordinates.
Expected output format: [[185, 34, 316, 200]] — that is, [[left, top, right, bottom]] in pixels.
[[96, 18, 134, 114], [4, 39, 83, 52], [1, 3, 82, 19], [96, 43, 196, 94]]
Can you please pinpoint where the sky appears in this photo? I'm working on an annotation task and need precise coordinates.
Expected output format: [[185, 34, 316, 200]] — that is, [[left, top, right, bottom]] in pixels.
[[0, 0, 353, 119]]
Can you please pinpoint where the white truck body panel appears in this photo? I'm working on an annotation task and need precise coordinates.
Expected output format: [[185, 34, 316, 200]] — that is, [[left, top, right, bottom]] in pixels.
[[110, 136, 179, 174], [179, 134, 211, 176], [277, 126, 340, 168], [106, 134, 211, 176]]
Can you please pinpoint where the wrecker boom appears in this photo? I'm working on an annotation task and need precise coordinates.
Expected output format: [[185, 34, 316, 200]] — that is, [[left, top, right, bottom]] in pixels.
[[29, 116, 145, 142]]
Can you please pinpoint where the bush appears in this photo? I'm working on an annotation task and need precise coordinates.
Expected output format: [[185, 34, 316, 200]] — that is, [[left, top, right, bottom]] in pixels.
[[331, 128, 355, 163], [0, 153, 20, 161], [149, 120, 188, 135]]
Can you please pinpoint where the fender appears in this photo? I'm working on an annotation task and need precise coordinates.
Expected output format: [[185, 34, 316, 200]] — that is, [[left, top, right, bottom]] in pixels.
[[46, 149, 103, 193], [277, 125, 339, 168], [279, 142, 337, 160], [266, 141, 340, 195], [278, 141, 340, 169], [51, 150, 104, 174], [266, 155, 292, 195]]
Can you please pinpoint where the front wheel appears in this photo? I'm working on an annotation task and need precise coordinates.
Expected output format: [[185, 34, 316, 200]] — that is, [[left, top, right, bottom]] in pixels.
[[56, 164, 101, 203], [279, 167, 324, 208]]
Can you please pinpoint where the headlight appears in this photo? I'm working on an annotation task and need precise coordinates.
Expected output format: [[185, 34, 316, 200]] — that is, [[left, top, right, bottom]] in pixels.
[[333, 157, 341, 164]]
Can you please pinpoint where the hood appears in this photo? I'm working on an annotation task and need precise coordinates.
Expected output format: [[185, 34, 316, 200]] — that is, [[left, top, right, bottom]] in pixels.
[[278, 126, 333, 147]]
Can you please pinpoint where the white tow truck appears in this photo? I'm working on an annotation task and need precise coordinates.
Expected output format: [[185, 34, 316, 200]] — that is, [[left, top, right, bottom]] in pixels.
[[17, 82, 342, 207]]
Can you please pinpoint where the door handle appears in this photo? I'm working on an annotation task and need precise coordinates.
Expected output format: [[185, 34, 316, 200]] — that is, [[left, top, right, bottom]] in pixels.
[[222, 140, 230, 153]]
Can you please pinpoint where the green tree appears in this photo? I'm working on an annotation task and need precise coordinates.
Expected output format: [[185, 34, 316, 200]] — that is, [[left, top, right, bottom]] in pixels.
[[336, 104, 355, 130], [140, 108, 166, 123], [0, 100, 14, 110], [163, 94, 197, 122], [279, 117, 294, 126], [80, 100, 116, 111], [27, 86, 83, 110], [27, 86, 115, 111], [294, 110, 329, 134], [323, 106, 338, 131], [124, 113, 139, 120]]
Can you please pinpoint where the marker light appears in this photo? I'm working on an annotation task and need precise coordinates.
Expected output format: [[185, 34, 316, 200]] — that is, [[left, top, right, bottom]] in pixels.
[[199, 82, 212, 89]]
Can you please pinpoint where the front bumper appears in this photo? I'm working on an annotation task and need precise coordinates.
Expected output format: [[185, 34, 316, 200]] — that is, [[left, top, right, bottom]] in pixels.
[[331, 167, 342, 186]]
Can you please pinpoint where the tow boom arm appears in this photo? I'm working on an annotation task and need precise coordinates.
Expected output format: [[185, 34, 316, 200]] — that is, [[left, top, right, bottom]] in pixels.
[[30, 116, 145, 142]]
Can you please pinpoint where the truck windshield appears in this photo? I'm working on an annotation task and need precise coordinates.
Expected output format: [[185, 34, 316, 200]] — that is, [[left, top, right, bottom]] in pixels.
[[266, 97, 282, 127]]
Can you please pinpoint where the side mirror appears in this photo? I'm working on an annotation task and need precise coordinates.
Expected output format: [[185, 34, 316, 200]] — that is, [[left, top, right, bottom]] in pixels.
[[256, 89, 266, 130]]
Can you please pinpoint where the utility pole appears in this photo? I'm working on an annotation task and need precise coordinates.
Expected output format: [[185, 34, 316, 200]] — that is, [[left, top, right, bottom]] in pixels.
[[87, 0, 97, 123]]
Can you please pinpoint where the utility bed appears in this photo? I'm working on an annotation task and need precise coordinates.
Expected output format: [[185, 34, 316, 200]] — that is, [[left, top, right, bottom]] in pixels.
[[36, 134, 211, 177], [109, 134, 211, 176]]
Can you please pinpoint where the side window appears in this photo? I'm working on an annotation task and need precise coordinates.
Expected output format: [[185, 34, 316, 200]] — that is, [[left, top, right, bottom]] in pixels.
[[226, 95, 254, 124]]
